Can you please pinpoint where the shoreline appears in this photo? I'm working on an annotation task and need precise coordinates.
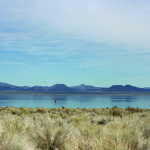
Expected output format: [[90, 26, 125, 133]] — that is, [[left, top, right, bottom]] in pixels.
[[0, 106, 150, 110], [1, 92, 150, 95]]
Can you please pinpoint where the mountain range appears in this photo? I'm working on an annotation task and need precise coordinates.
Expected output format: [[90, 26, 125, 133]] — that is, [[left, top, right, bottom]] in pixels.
[[0, 82, 150, 93]]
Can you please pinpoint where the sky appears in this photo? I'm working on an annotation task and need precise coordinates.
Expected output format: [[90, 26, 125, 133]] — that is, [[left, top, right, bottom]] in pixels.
[[0, 0, 150, 88]]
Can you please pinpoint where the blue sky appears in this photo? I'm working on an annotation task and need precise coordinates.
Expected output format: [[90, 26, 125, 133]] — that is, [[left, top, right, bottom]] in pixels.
[[0, 0, 150, 87]]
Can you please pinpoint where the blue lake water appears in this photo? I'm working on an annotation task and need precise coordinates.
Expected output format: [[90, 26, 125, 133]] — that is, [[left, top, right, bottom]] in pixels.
[[0, 94, 150, 109]]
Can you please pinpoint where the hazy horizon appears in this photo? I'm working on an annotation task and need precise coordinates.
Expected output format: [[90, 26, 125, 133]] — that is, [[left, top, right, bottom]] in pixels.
[[0, 0, 150, 88], [1, 81, 149, 89]]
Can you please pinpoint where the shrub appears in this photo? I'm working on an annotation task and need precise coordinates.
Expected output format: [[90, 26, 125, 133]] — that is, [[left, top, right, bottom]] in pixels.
[[29, 123, 54, 150], [19, 107, 25, 110], [97, 119, 108, 125], [50, 114, 58, 119], [109, 109, 122, 117], [37, 108, 46, 114], [112, 106, 118, 109], [72, 117, 83, 125], [30, 110, 36, 114], [21, 109, 29, 114], [0, 107, 6, 111], [142, 126, 150, 139], [126, 107, 144, 113], [11, 110, 17, 115]]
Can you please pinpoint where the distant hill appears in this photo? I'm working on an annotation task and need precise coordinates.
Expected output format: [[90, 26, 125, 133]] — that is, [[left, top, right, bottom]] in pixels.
[[0, 82, 150, 93], [144, 87, 150, 89], [0, 82, 19, 91], [0, 82, 17, 88], [0, 83, 75, 93], [48, 84, 75, 92], [90, 85, 150, 93], [71, 84, 102, 92]]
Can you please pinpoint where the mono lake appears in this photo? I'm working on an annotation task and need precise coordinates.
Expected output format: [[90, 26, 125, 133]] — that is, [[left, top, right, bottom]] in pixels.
[[0, 94, 150, 109]]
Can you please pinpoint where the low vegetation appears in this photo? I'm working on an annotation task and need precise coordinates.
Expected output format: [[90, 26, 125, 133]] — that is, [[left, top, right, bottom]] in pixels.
[[0, 106, 150, 150]]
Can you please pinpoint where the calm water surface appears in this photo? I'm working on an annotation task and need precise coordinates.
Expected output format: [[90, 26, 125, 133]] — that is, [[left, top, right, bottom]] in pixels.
[[0, 94, 150, 109]]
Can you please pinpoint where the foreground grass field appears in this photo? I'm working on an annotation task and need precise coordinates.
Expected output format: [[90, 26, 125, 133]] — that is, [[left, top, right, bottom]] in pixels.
[[0, 106, 150, 150]]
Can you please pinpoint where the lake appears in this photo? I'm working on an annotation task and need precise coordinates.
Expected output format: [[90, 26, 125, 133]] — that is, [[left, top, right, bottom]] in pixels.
[[0, 94, 150, 109]]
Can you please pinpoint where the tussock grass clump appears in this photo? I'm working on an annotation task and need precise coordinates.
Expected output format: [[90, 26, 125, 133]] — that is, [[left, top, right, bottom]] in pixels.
[[97, 118, 110, 125], [109, 109, 123, 117], [0, 106, 150, 149], [126, 106, 144, 113], [36, 107, 47, 114], [0, 107, 6, 111]]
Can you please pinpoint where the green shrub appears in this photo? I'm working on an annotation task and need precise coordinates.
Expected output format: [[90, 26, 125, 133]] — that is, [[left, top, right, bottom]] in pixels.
[[19, 107, 25, 110], [0, 107, 6, 111], [21, 109, 29, 114], [112, 105, 117, 109], [109, 109, 122, 117], [11, 110, 17, 115], [142, 126, 150, 139], [37, 108, 46, 114], [97, 118, 108, 125], [126, 107, 144, 113]]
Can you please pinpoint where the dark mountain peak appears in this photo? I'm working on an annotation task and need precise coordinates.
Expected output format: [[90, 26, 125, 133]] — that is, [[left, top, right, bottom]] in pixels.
[[50, 84, 68, 88], [110, 85, 134, 90], [144, 87, 150, 89], [0, 82, 18, 91], [79, 84, 91, 88], [71, 84, 102, 92], [110, 85, 137, 89], [72, 84, 94, 88], [80, 84, 86, 87], [105, 84, 149, 92], [125, 84, 136, 87], [0, 82, 16, 87], [110, 85, 123, 88], [49, 84, 74, 92], [33, 85, 45, 88]]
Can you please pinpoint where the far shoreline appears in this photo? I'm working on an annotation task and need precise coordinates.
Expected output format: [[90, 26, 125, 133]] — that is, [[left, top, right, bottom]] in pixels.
[[1, 91, 150, 95]]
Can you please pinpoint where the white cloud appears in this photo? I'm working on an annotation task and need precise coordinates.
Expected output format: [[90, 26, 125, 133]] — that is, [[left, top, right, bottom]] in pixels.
[[0, 0, 150, 58], [27, 0, 150, 49]]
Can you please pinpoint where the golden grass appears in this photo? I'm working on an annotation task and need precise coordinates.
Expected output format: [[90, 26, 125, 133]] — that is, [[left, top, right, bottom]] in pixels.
[[0, 106, 150, 150]]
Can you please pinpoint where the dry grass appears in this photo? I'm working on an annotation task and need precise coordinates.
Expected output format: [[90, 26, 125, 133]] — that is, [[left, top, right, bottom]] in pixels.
[[0, 106, 150, 150]]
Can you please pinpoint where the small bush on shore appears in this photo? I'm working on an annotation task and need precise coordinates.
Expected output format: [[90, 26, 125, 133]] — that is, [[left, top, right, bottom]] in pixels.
[[126, 106, 144, 113]]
